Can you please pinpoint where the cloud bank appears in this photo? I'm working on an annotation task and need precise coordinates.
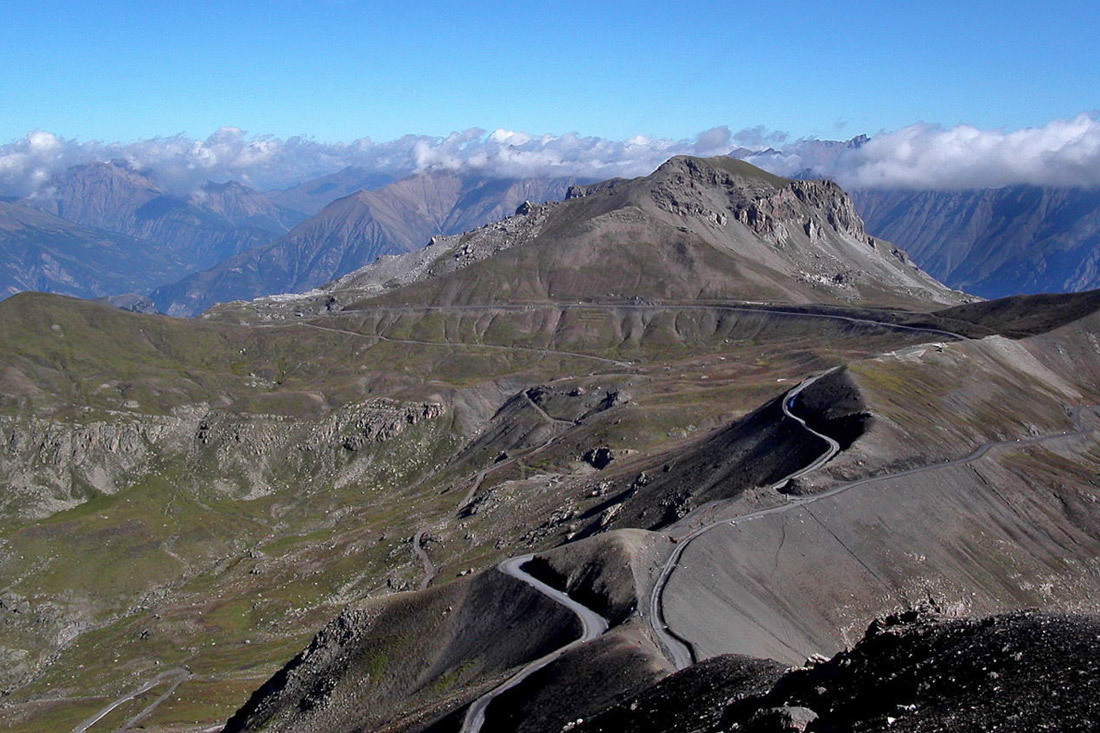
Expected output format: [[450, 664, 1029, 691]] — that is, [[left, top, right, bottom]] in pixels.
[[2, 114, 1099, 198], [762, 113, 1100, 190], [0, 126, 745, 198]]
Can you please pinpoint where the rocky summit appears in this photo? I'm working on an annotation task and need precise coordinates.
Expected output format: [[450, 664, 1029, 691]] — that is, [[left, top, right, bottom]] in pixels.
[[0, 156, 1097, 733]]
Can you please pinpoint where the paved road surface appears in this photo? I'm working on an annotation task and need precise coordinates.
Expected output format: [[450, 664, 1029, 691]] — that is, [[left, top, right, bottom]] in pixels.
[[648, 396, 1096, 669], [460, 555, 609, 733], [648, 369, 841, 669]]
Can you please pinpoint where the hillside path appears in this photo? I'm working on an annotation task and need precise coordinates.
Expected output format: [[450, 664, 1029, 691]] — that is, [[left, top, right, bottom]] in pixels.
[[412, 530, 436, 591], [71, 668, 191, 733], [461, 555, 609, 733], [649, 391, 1097, 669]]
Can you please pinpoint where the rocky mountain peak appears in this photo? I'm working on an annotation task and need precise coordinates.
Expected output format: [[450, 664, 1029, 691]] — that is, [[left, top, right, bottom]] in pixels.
[[654, 154, 789, 191], [644, 156, 871, 247], [28, 159, 160, 225]]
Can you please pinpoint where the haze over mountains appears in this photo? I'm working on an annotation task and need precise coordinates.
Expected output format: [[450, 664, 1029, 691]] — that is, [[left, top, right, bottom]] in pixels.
[[854, 186, 1100, 298], [0, 201, 186, 299], [26, 160, 302, 269]]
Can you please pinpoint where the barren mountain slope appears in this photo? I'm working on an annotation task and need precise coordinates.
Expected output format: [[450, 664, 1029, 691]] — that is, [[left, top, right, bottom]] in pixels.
[[0, 202, 188, 298], [0, 288, 1002, 732], [569, 610, 1100, 733], [286, 156, 966, 313], [216, 290, 1100, 733], [152, 174, 580, 316]]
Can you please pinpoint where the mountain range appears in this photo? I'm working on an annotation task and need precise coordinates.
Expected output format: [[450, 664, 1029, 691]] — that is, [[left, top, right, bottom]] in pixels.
[[266, 166, 396, 216], [2, 155, 1098, 731], [150, 173, 583, 316], [25, 160, 303, 270], [4, 145, 1100, 322]]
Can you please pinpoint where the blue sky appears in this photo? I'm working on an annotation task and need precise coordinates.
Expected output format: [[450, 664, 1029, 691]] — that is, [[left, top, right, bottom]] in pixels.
[[2, 0, 1097, 144]]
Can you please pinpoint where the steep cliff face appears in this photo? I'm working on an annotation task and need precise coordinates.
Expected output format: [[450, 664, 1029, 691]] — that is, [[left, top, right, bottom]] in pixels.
[[0, 412, 187, 518], [639, 157, 947, 302], [853, 185, 1100, 297]]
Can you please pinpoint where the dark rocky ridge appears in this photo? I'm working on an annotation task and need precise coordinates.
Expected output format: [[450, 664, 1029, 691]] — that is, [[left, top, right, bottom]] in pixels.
[[221, 569, 582, 733], [570, 611, 1100, 733]]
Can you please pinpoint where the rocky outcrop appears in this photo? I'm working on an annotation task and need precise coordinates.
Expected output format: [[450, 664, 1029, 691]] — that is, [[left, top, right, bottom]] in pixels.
[[0, 411, 191, 517], [569, 611, 1100, 733], [0, 399, 446, 518]]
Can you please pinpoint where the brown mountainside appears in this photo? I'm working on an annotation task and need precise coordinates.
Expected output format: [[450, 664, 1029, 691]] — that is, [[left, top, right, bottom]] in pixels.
[[302, 156, 966, 312], [151, 172, 580, 316]]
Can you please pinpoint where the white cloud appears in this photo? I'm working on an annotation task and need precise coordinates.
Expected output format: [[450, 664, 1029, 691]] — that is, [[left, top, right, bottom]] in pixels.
[[693, 126, 733, 155], [2, 114, 1099, 198], [746, 114, 1100, 190], [830, 113, 1100, 189]]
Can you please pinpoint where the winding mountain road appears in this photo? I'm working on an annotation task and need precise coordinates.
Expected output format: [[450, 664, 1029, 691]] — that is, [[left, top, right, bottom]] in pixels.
[[71, 667, 191, 733], [276, 302, 974, 694], [460, 555, 609, 733], [648, 369, 842, 669], [455, 388, 579, 515], [648, 389, 1097, 669]]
